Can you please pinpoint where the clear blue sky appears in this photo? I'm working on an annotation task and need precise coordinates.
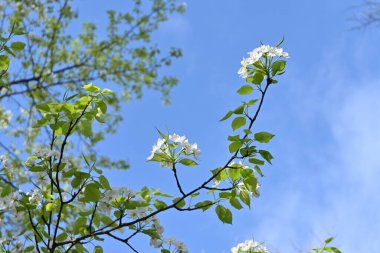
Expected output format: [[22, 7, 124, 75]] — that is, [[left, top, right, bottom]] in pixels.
[[75, 1, 380, 252]]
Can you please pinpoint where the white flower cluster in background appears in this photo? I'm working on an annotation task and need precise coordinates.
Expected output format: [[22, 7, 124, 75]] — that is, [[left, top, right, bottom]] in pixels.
[[238, 45, 289, 79], [164, 237, 188, 253], [27, 189, 43, 207], [0, 108, 12, 130], [35, 148, 60, 159], [0, 192, 18, 211], [0, 154, 9, 168], [147, 133, 201, 168], [231, 240, 268, 253], [99, 187, 136, 213]]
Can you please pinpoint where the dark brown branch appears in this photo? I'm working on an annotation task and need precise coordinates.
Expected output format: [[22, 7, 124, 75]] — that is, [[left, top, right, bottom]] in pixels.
[[172, 163, 185, 196]]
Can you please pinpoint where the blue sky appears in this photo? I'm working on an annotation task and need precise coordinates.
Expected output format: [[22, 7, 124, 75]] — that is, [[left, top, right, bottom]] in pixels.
[[75, 1, 380, 252]]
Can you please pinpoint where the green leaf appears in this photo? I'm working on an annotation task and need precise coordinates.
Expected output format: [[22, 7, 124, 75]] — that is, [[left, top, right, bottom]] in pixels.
[[101, 88, 115, 95], [253, 165, 264, 177], [237, 85, 253, 95], [0, 55, 10, 70], [229, 141, 243, 153], [220, 111, 233, 121], [233, 104, 245, 114], [73, 217, 87, 234], [13, 29, 26, 35], [239, 190, 251, 207], [173, 197, 185, 208], [324, 247, 341, 253], [10, 41, 26, 51], [94, 246, 103, 253], [4, 46, 15, 57], [251, 72, 264, 84], [231, 117, 246, 131], [254, 132, 275, 143], [179, 158, 198, 167], [325, 237, 334, 244], [243, 175, 258, 193], [194, 200, 214, 211], [215, 205, 232, 224], [227, 135, 240, 141], [249, 158, 265, 165], [275, 36, 285, 47], [154, 199, 167, 210], [56, 233, 68, 242], [247, 99, 259, 107], [29, 166, 45, 172], [161, 250, 170, 253], [228, 168, 241, 180], [96, 100, 107, 114], [259, 150, 274, 164], [84, 183, 101, 202], [45, 203, 57, 211], [83, 83, 100, 92], [229, 197, 243, 210], [99, 175, 112, 190], [272, 60, 286, 76]]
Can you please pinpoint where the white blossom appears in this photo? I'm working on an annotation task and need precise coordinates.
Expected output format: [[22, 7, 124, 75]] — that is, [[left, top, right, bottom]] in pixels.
[[28, 189, 43, 207], [238, 45, 289, 79], [169, 133, 186, 144], [0, 154, 9, 168], [164, 237, 188, 253], [147, 138, 166, 160], [148, 133, 201, 169], [231, 240, 268, 253], [150, 238, 163, 248], [0, 109, 12, 130], [35, 148, 60, 159], [0, 192, 18, 211], [127, 207, 149, 219]]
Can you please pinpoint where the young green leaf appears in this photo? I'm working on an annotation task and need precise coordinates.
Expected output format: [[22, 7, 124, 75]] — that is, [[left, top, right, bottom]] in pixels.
[[237, 85, 253, 95], [179, 158, 198, 167], [215, 205, 233, 224], [232, 117, 246, 131], [272, 60, 286, 76], [229, 141, 243, 153], [84, 183, 101, 202], [220, 111, 233, 121], [10, 41, 26, 51], [258, 150, 274, 164], [254, 132, 275, 143]]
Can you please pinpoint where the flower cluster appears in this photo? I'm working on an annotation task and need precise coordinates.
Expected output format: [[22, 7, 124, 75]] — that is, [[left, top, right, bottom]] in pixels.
[[35, 148, 60, 159], [164, 237, 188, 253], [27, 189, 43, 207], [147, 133, 201, 168], [231, 240, 268, 253], [0, 106, 12, 130], [0, 154, 9, 168], [0, 192, 18, 211], [99, 187, 136, 213], [238, 45, 289, 79]]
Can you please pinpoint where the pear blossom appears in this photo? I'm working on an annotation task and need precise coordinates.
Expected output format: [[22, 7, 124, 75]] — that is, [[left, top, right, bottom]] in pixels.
[[0, 107, 12, 130], [147, 138, 167, 160], [127, 206, 149, 219], [148, 133, 201, 169], [164, 237, 188, 253], [0, 154, 9, 168], [169, 133, 186, 143], [0, 192, 18, 211], [28, 189, 43, 207], [231, 240, 268, 253], [238, 44, 289, 78]]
